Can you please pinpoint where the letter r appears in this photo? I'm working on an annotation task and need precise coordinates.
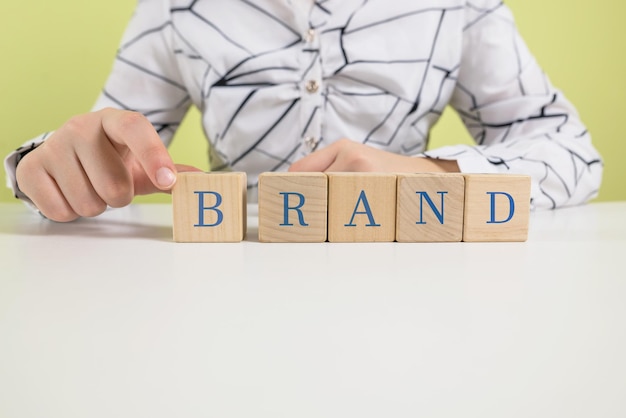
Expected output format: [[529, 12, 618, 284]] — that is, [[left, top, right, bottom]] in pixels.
[[279, 192, 309, 226]]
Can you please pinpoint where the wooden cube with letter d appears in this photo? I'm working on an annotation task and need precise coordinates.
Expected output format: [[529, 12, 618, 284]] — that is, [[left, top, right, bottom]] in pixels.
[[462, 174, 531, 242]]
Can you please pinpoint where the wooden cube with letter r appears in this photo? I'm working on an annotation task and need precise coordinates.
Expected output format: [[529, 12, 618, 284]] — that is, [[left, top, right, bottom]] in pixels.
[[172, 172, 247, 242], [327, 173, 397, 243], [462, 174, 531, 242], [258, 172, 328, 242]]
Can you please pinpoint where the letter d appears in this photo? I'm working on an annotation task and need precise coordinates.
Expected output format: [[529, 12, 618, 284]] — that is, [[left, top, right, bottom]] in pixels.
[[486, 192, 515, 224]]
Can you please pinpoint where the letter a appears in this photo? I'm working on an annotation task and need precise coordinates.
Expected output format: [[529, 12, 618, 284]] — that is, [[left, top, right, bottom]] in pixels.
[[345, 190, 380, 227]]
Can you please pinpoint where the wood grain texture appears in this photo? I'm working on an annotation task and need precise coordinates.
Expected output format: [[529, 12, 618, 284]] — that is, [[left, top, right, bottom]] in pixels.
[[258, 172, 328, 242], [172, 172, 247, 242]]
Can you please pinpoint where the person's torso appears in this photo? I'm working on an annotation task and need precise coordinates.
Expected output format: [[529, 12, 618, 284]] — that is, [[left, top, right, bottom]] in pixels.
[[169, 0, 466, 182]]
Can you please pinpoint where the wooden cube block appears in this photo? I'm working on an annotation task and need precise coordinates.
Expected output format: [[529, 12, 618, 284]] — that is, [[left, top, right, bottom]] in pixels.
[[462, 174, 531, 242], [396, 173, 465, 242], [172, 172, 247, 242], [258, 172, 328, 242], [327, 173, 397, 243]]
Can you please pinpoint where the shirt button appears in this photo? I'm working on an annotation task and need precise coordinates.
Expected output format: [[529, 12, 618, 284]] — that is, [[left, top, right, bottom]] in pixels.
[[305, 28, 316, 43], [305, 80, 319, 94], [304, 136, 319, 151]]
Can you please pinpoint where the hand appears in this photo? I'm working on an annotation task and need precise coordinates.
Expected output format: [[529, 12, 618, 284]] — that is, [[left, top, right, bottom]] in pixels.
[[15, 108, 201, 222], [289, 138, 459, 173]]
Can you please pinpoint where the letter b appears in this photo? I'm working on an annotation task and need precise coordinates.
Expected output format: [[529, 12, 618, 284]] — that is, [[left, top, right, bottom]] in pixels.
[[195, 191, 224, 227]]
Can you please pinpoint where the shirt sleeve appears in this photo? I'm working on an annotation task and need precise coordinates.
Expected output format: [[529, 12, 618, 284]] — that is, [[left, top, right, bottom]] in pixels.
[[423, 0, 603, 210], [4, 133, 50, 210], [4, 0, 192, 205], [91, 0, 192, 144]]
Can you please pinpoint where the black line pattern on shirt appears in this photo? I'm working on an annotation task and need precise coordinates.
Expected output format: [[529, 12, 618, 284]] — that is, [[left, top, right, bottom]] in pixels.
[[96, 0, 601, 208]]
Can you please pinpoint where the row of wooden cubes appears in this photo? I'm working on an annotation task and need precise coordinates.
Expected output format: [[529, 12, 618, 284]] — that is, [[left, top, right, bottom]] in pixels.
[[172, 172, 531, 243]]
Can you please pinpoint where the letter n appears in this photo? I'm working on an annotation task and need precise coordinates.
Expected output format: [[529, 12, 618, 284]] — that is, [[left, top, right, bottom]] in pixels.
[[416, 191, 447, 225]]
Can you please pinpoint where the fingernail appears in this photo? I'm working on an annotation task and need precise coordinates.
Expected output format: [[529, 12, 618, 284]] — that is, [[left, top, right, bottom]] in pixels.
[[156, 167, 176, 189]]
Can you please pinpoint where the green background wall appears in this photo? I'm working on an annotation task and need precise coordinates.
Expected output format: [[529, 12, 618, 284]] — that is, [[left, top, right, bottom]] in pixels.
[[2, 1, 624, 204]]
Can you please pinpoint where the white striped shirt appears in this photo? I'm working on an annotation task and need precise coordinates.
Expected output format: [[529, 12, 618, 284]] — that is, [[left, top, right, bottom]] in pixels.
[[5, 0, 603, 209]]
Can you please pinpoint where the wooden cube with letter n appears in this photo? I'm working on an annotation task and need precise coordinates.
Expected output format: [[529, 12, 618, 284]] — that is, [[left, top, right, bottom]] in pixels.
[[462, 174, 531, 242], [258, 172, 328, 242], [172, 172, 247, 242], [396, 173, 465, 242], [327, 173, 397, 243]]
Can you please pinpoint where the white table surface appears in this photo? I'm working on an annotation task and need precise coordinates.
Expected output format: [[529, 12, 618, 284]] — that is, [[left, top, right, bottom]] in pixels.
[[1, 201, 625, 418]]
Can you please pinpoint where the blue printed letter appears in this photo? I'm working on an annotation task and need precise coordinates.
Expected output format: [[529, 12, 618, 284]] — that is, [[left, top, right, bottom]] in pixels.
[[279, 192, 309, 226], [194, 191, 224, 227], [345, 190, 380, 227], [416, 191, 447, 225], [486, 192, 515, 224]]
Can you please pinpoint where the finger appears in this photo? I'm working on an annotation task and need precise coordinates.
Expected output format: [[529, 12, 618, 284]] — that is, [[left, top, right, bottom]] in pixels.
[[72, 130, 134, 208], [99, 108, 177, 191], [34, 177, 81, 222], [148, 164, 204, 195], [289, 142, 339, 172], [19, 163, 81, 222], [322, 150, 378, 172], [42, 146, 108, 218], [131, 163, 204, 196]]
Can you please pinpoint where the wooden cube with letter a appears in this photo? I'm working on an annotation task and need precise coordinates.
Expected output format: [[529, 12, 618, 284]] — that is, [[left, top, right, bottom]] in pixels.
[[462, 174, 531, 242], [172, 172, 247, 242], [327, 173, 397, 243], [396, 173, 465, 242], [258, 172, 328, 243]]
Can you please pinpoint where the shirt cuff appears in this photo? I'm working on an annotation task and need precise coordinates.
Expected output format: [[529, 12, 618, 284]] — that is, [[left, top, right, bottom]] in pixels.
[[420, 145, 499, 174], [4, 135, 48, 211]]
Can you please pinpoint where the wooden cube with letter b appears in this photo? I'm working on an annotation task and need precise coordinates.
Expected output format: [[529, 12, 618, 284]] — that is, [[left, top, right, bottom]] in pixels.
[[462, 174, 531, 242], [327, 173, 397, 243], [172, 172, 247, 242], [258, 172, 328, 242], [396, 173, 465, 242]]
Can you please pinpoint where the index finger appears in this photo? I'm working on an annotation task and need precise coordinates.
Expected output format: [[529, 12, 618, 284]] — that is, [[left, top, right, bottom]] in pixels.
[[289, 141, 340, 172], [99, 108, 177, 190]]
